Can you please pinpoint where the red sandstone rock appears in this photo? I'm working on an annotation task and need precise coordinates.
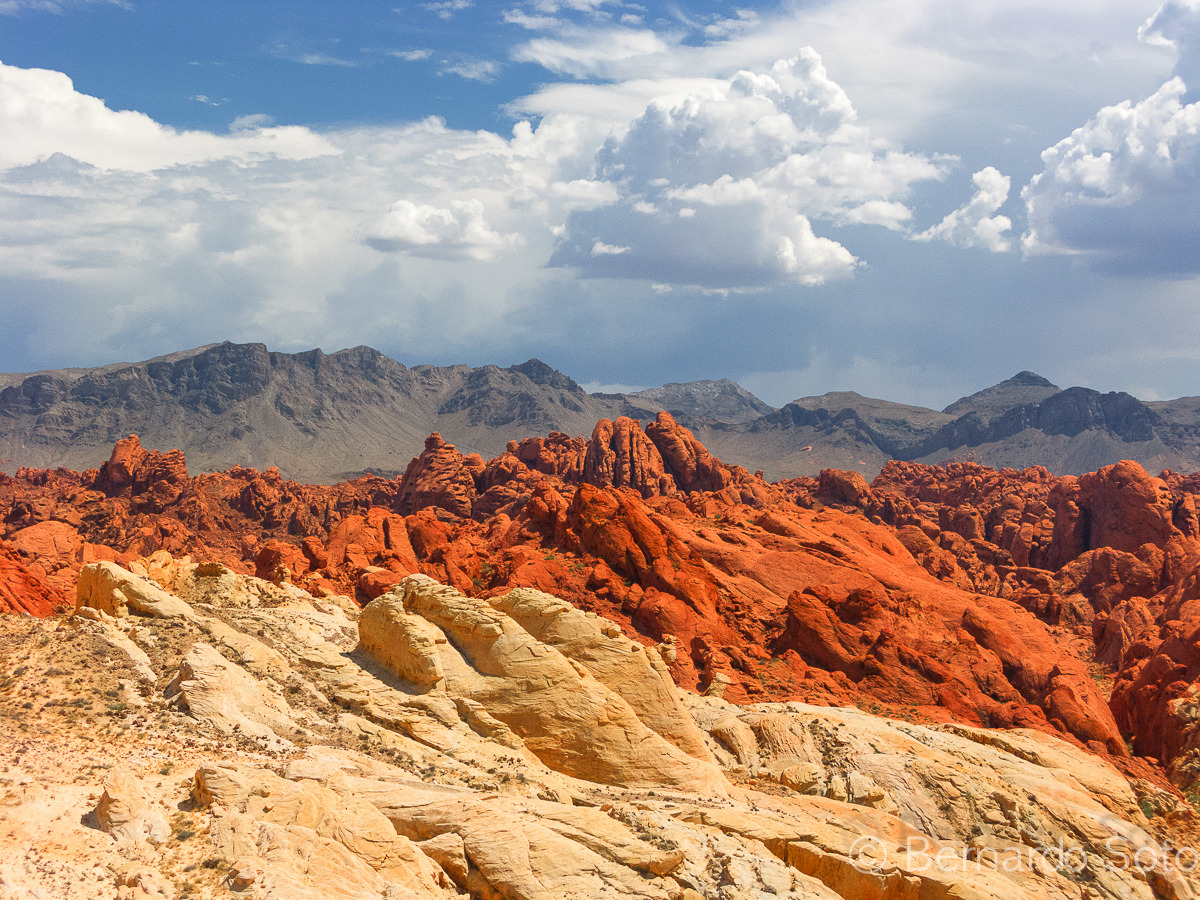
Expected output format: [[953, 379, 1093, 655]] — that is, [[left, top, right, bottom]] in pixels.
[[94, 435, 189, 511], [254, 539, 308, 584], [816, 469, 874, 507], [14, 425, 1200, 779], [395, 433, 477, 518], [0, 541, 65, 615], [645, 412, 735, 493], [1076, 461, 1179, 555], [583, 418, 676, 497]]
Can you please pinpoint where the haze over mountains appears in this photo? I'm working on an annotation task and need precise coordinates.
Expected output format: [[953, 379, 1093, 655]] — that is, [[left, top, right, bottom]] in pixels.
[[2, 341, 1199, 483]]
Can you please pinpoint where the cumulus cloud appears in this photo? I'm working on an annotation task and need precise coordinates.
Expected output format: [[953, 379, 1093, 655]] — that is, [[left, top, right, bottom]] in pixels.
[[915, 166, 1012, 251], [547, 178, 620, 208], [590, 240, 628, 255], [0, 62, 337, 172], [1022, 77, 1200, 271], [1019, 1, 1200, 272], [0, 61, 591, 366], [365, 199, 522, 260], [548, 48, 946, 288], [1140, 0, 1200, 91]]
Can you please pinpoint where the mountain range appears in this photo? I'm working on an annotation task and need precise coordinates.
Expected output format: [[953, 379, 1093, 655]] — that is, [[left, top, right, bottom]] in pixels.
[[2, 341, 1199, 482]]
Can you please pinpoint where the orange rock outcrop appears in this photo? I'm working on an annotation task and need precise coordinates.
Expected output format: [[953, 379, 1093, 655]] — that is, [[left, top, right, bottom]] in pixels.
[[9, 424, 1200, 789]]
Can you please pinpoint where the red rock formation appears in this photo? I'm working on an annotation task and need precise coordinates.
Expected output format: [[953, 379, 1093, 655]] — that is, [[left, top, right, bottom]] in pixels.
[[15, 426, 1200, 782], [583, 417, 676, 497], [645, 412, 734, 493], [0, 541, 66, 615], [94, 434, 189, 511], [395, 433, 479, 517], [816, 469, 874, 507]]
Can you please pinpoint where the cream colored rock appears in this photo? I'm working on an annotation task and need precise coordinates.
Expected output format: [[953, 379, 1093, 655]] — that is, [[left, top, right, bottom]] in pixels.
[[490, 586, 715, 761], [252, 821, 404, 900], [689, 695, 1189, 900], [12, 555, 1195, 900], [709, 713, 762, 770], [227, 857, 264, 891], [197, 616, 291, 680], [358, 594, 447, 687], [77, 561, 199, 620], [348, 786, 684, 900], [94, 768, 170, 846], [417, 833, 469, 889], [359, 575, 728, 793], [115, 865, 174, 900], [194, 764, 459, 900], [165, 643, 296, 748]]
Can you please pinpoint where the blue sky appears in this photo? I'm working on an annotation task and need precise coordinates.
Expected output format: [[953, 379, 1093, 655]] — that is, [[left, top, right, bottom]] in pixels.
[[0, 0, 1198, 408]]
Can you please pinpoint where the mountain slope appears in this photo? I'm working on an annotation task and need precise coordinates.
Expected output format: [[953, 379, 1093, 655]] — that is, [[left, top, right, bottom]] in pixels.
[[702, 378, 1200, 479], [4, 343, 1200, 481], [0, 343, 777, 482]]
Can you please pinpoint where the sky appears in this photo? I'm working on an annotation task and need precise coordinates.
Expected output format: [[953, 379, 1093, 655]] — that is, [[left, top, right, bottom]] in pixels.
[[0, 0, 1198, 409]]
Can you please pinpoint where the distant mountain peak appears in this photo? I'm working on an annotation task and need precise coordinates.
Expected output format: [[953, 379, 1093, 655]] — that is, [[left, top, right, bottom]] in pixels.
[[505, 359, 581, 392], [943, 372, 1061, 418], [1006, 371, 1058, 388], [623, 379, 774, 425]]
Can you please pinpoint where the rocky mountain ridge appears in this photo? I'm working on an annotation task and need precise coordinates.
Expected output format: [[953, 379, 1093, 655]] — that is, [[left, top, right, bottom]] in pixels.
[[4, 344, 1200, 482]]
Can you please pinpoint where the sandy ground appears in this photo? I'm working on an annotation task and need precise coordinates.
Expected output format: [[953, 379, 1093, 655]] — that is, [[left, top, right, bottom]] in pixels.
[[0, 613, 279, 900]]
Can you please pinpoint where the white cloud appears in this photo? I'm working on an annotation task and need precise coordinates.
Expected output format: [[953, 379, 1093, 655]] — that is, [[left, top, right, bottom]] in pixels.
[[503, 10, 560, 30], [294, 52, 358, 68], [1140, 0, 1200, 47], [547, 178, 620, 208], [511, 27, 669, 78], [0, 62, 337, 172], [1141, 0, 1200, 88], [230, 113, 275, 131], [365, 199, 523, 260], [701, 9, 761, 40], [526, 0, 612, 14], [1022, 77, 1200, 271], [392, 49, 433, 61], [0, 61, 596, 367], [266, 43, 359, 68], [0, 0, 127, 12], [441, 58, 500, 82], [590, 240, 628, 255], [548, 48, 945, 288], [421, 0, 473, 20], [915, 166, 1012, 251]]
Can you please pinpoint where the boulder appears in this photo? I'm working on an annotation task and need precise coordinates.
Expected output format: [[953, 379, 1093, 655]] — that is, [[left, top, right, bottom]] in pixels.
[[94, 768, 170, 846]]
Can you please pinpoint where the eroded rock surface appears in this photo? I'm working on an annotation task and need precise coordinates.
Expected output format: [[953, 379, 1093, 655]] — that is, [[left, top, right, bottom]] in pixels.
[[358, 576, 727, 792], [11, 431, 1200, 806], [1, 559, 1193, 900]]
